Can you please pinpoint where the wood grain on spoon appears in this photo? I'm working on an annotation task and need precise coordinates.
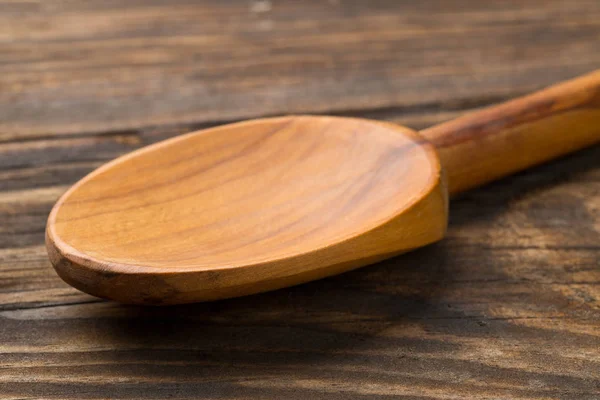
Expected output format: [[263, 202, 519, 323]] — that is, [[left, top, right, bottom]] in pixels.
[[422, 69, 600, 194], [47, 117, 447, 304], [47, 70, 600, 305]]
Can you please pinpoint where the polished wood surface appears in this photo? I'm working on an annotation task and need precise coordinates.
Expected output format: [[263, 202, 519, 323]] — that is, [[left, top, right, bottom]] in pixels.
[[2, 0, 600, 398], [46, 116, 446, 304], [46, 72, 600, 304], [423, 70, 600, 194]]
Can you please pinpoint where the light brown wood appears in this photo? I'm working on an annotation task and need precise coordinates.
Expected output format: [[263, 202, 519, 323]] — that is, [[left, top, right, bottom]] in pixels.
[[422, 70, 600, 195], [46, 116, 447, 304], [46, 71, 600, 305]]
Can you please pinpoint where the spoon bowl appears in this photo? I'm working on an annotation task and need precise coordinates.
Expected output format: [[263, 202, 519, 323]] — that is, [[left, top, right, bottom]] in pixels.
[[47, 116, 447, 304]]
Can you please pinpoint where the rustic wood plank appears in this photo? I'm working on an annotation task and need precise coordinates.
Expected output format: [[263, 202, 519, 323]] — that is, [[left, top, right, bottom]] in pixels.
[[1, 147, 599, 398], [1, 0, 599, 140], [1, 0, 599, 399]]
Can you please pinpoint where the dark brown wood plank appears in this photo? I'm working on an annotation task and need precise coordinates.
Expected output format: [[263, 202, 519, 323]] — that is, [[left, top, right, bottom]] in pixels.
[[1, 147, 599, 399], [1, 0, 600, 399], [1, 0, 599, 140]]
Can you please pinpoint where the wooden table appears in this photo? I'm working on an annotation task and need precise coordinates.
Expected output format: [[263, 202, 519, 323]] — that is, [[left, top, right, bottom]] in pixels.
[[1, 1, 599, 398]]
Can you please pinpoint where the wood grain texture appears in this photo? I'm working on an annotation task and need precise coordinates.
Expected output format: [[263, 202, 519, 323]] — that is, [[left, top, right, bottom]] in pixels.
[[46, 116, 446, 304], [422, 70, 600, 194], [1, 0, 600, 398], [1, 0, 600, 141], [44, 71, 600, 305]]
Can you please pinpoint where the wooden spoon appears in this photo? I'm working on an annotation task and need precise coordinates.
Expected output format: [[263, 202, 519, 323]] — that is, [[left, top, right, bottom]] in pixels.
[[47, 71, 600, 305]]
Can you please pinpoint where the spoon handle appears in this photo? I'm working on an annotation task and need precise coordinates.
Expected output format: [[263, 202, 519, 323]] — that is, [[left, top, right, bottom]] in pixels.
[[420, 70, 600, 195]]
